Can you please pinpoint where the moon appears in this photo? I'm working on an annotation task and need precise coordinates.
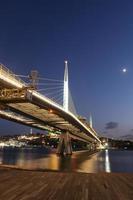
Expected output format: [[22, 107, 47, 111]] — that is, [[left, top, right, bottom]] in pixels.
[[122, 68, 127, 73]]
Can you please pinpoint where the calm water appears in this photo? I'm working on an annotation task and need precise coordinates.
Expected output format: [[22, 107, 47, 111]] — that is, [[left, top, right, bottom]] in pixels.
[[0, 148, 133, 173]]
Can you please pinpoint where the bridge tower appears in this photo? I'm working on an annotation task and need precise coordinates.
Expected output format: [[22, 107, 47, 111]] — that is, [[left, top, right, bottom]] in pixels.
[[57, 61, 72, 155], [63, 60, 69, 111], [89, 113, 93, 128]]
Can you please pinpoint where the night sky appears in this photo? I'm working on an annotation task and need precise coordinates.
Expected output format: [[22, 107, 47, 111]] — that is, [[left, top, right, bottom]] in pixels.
[[0, 0, 133, 138]]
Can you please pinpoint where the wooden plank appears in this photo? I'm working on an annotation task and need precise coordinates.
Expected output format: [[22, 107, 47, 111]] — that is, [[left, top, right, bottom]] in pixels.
[[0, 168, 133, 200]]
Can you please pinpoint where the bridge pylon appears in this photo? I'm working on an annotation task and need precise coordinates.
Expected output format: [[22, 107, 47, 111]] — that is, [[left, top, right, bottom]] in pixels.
[[57, 61, 72, 155], [63, 60, 69, 111], [89, 113, 93, 128], [57, 131, 72, 155]]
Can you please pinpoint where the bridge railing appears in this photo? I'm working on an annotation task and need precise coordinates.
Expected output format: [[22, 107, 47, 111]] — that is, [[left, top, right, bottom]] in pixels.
[[0, 64, 25, 85]]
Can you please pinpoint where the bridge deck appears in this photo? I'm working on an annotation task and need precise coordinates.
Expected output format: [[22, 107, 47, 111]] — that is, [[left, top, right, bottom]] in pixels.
[[0, 64, 100, 143], [0, 167, 132, 200]]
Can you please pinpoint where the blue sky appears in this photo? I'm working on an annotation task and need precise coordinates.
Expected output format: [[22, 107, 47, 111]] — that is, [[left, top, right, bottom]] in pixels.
[[0, 0, 133, 137]]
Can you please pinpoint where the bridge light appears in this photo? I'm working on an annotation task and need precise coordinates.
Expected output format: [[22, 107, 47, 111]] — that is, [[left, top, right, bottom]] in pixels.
[[49, 109, 53, 113]]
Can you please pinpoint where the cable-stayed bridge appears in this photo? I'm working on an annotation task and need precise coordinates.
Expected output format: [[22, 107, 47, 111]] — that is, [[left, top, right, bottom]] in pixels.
[[0, 62, 101, 154]]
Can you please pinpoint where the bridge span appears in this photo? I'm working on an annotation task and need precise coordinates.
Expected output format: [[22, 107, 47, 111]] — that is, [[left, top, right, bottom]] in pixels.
[[0, 63, 101, 154]]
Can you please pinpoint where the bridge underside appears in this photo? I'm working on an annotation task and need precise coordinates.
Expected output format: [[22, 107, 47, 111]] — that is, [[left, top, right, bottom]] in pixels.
[[0, 94, 95, 144]]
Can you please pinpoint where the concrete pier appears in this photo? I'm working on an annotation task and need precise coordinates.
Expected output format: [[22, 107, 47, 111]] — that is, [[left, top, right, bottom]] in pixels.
[[0, 167, 133, 200]]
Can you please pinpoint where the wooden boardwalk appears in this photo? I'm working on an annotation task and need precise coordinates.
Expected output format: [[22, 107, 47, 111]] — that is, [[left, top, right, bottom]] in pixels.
[[0, 167, 133, 200]]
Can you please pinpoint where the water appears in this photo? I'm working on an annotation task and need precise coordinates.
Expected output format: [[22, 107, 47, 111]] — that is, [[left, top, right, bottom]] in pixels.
[[0, 148, 133, 173]]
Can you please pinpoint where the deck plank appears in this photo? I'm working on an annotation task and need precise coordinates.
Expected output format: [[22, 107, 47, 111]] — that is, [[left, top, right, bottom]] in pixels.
[[0, 168, 133, 200]]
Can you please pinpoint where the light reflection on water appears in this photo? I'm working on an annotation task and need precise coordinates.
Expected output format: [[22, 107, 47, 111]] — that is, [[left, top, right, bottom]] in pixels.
[[0, 148, 133, 173], [105, 149, 111, 173]]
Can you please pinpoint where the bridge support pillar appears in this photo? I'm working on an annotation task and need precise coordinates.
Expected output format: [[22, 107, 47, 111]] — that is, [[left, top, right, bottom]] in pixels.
[[90, 143, 96, 151], [57, 132, 72, 155]]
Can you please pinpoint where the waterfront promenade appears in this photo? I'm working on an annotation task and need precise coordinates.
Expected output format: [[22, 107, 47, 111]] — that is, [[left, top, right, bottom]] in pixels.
[[0, 167, 133, 200]]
